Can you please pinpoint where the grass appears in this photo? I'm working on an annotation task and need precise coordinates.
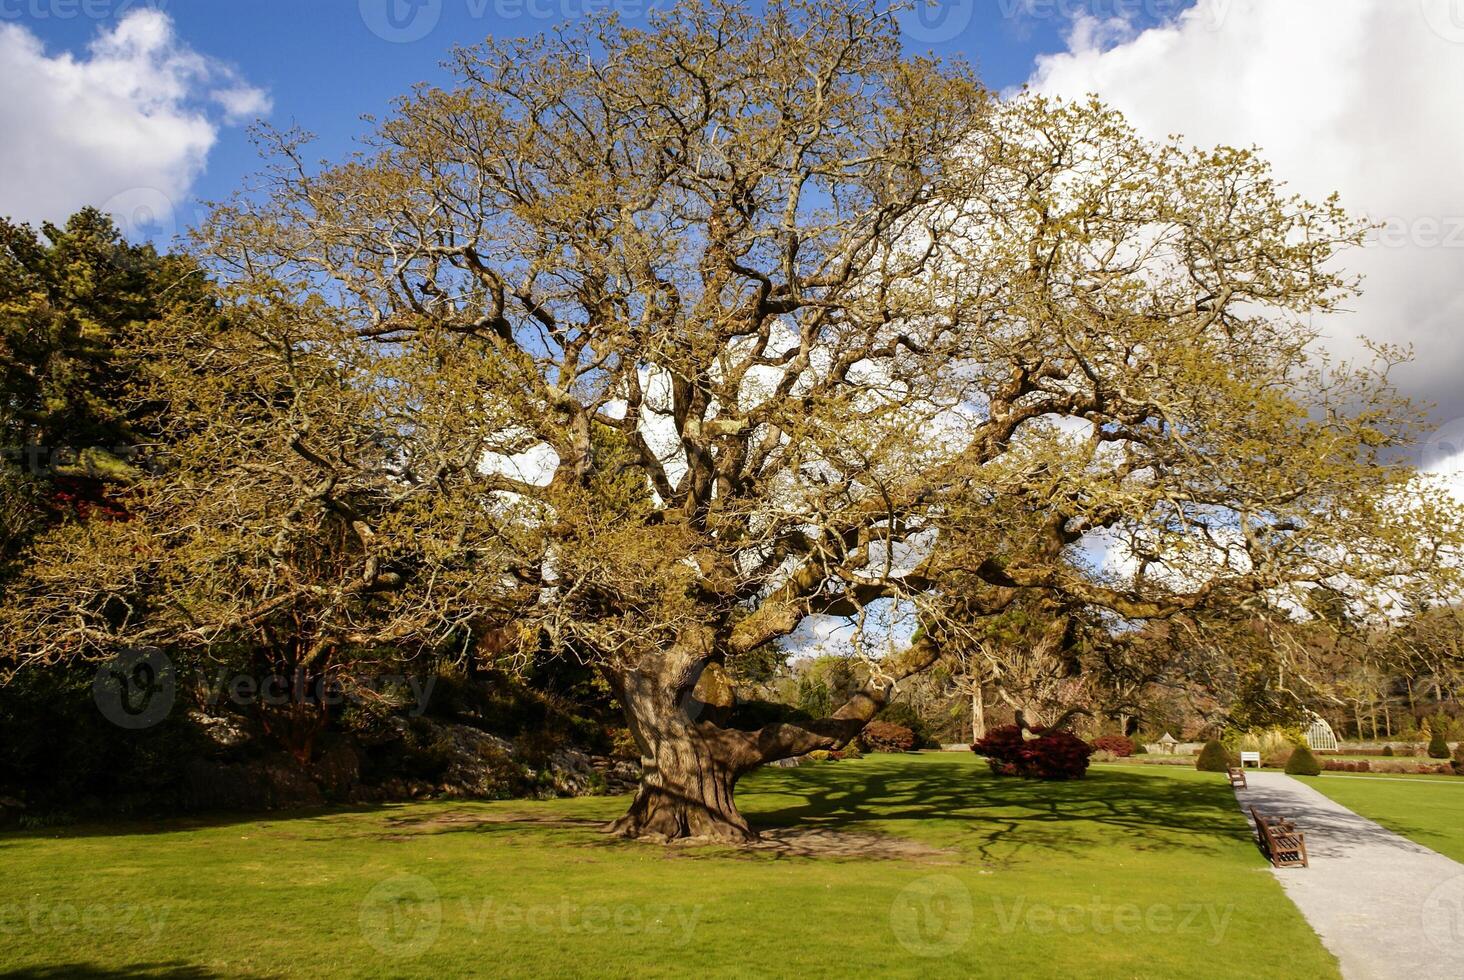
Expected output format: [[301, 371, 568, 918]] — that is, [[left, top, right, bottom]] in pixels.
[[1298, 772, 1464, 863], [0, 753, 1337, 979], [1302, 769, 1459, 781], [1315, 754, 1425, 762]]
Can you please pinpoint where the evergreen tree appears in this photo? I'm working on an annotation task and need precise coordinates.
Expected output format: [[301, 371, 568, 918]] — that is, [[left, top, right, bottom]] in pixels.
[[1285, 744, 1322, 776], [1195, 739, 1231, 772], [0, 208, 215, 569], [1428, 718, 1452, 759], [1, 208, 214, 473]]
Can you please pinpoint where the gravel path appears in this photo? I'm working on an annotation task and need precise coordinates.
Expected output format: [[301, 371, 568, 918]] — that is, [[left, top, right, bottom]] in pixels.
[[1236, 770, 1464, 979]]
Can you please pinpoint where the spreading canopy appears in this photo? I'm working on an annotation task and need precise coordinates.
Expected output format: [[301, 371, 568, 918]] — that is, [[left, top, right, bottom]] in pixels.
[[5, 0, 1459, 840]]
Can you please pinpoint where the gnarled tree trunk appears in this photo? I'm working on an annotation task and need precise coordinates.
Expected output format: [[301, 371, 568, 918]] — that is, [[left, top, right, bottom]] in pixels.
[[603, 636, 763, 842], [607, 720, 756, 842], [603, 633, 941, 843]]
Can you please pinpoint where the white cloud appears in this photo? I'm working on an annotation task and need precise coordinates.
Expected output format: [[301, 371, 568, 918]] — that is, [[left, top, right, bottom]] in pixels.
[[212, 84, 272, 124], [0, 10, 269, 236], [1026, 0, 1464, 426]]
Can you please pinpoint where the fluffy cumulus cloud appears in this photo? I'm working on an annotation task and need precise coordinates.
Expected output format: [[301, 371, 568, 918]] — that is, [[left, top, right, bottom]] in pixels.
[[1026, 0, 1464, 462], [0, 9, 269, 237]]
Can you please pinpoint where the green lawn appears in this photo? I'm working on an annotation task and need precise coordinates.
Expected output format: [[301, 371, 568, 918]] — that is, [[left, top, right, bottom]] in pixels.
[[0, 754, 1335, 979], [1299, 773, 1464, 863]]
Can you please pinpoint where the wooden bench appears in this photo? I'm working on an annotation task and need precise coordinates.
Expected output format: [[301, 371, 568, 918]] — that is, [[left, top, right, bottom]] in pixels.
[[1227, 766, 1247, 789], [1249, 805, 1308, 868]]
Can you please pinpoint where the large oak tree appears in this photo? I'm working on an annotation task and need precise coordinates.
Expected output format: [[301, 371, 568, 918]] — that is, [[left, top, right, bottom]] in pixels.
[[7, 1, 1460, 840]]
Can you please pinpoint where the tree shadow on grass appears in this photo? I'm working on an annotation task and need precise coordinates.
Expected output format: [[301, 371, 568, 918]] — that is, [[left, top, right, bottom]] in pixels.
[[356, 756, 1253, 864], [367, 808, 609, 843], [0, 964, 223, 979], [0, 757, 1251, 865], [739, 757, 1251, 862], [0, 803, 411, 843], [0, 797, 630, 849]]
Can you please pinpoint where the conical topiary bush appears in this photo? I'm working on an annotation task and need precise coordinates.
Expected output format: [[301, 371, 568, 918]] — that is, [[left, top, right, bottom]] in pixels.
[[1195, 739, 1230, 772], [1428, 724, 1451, 760], [1284, 743, 1322, 776]]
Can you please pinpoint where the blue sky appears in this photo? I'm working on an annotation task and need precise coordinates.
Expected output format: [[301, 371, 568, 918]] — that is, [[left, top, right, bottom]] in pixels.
[[4, 0, 1191, 220], [7, 0, 1463, 423], [6, 1, 1463, 419], [3, 1, 1462, 431]]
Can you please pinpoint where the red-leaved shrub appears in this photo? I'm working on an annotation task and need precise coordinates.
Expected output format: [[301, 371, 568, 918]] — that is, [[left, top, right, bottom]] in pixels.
[[1090, 734, 1134, 758], [972, 725, 1094, 780], [1322, 759, 1374, 773], [861, 721, 916, 753]]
